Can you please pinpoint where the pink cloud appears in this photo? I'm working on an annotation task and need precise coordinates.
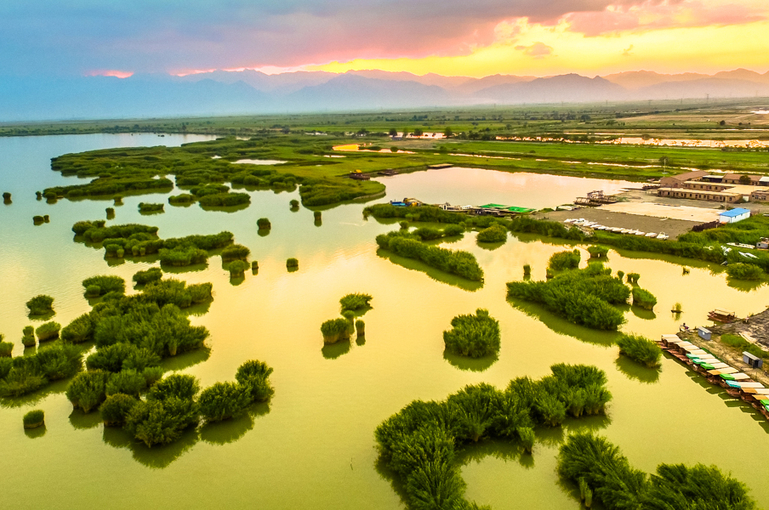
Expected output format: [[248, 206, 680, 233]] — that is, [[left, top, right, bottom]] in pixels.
[[87, 69, 133, 78], [515, 42, 555, 58]]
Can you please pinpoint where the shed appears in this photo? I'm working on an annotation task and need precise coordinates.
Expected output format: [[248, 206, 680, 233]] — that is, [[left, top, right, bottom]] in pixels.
[[719, 208, 751, 224], [697, 327, 712, 341], [743, 351, 764, 369]]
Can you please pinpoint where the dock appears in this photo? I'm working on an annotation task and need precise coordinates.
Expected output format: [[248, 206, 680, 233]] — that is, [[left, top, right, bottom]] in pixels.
[[657, 334, 769, 420]]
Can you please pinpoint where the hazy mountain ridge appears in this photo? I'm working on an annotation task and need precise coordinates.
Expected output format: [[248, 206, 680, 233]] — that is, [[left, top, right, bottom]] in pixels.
[[1, 68, 768, 121]]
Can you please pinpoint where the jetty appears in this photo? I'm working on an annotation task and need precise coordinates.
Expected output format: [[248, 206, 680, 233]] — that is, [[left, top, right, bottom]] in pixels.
[[657, 334, 769, 420]]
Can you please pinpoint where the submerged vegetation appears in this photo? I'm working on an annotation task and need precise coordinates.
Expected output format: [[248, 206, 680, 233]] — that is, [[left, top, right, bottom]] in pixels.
[[443, 309, 500, 358], [376, 364, 612, 510]]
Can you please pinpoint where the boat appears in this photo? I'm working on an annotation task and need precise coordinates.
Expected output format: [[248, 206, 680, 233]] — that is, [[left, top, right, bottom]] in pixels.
[[708, 309, 737, 323]]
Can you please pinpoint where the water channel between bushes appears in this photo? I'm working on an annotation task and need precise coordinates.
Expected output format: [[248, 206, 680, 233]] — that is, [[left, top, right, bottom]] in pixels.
[[0, 134, 767, 509]]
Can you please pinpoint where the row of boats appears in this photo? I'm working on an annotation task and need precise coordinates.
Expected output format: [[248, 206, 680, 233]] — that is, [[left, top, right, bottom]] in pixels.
[[659, 334, 769, 418], [563, 218, 670, 240]]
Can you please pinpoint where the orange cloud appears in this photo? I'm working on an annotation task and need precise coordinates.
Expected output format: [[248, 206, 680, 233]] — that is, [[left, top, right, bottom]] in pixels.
[[87, 69, 133, 78]]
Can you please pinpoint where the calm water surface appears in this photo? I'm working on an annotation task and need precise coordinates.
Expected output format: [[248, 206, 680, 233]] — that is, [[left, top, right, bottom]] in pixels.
[[1, 135, 768, 509]]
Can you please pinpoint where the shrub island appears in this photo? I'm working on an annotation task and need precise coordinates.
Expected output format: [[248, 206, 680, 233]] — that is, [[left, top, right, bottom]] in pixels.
[[23, 410, 45, 429], [321, 318, 352, 344], [616, 333, 663, 368], [138, 202, 165, 214], [443, 309, 501, 358], [132, 267, 163, 285], [476, 224, 508, 243], [36, 322, 61, 342], [340, 293, 373, 314], [26, 294, 54, 316]]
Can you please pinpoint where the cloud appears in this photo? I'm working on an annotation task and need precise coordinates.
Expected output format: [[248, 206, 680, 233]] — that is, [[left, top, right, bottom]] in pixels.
[[515, 42, 555, 58], [622, 44, 634, 56]]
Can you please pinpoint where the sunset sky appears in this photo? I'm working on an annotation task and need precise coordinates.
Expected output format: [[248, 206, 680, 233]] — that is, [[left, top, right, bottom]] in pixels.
[[1, 0, 768, 78]]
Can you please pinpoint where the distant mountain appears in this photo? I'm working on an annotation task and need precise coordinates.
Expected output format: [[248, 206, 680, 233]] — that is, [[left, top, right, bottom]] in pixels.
[[284, 74, 450, 111], [1, 68, 769, 121], [477, 74, 626, 104]]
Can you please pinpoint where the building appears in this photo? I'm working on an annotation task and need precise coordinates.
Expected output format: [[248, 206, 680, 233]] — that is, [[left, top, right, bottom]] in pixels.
[[718, 208, 751, 224], [659, 170, 708, 189], [658, 188, 742, 203], [657, 171, 768, 203], [722, 173, 763, 185]]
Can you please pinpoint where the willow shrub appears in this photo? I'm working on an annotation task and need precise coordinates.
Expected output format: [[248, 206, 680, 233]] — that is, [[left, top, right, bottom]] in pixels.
[[617, 334, 662, 368], [375, 364, 612, 510], [131, 267, 161, 286], [139, 279, 212, 308], [26, 294, 54, 316], [220, 244, 250, 262], [548, 249, 581, 271], [321, 318, 351, 344], [355, 320, 365, 337], [257, 218, 271, 230], [726, 262, 763, 281], [0, 341, 12, 357], [376, 231, 484, 282], [198, 382, 252, 422], [106, 370, 147, 397], [168, 193, 196, 205], [587, 245, 609, 259], [632, 287, 658, 311], [0, 364, 47, 397], [443, 309, 501, 358], [340, 293, 373, 313], [647, 463, 756, 509], [66, 370, 110, 413], [36, 322, 61, 342], [626, 272, 641, 284], [82, 275, 125, 296], [476, 224, 508, 243], [100, 393, 138, 427], [138, 202, 164, 214], [235, 360, 274, 403], [158, 245, 207, 267], [22, 326, 36, 347], [23, 410, 45, 429]]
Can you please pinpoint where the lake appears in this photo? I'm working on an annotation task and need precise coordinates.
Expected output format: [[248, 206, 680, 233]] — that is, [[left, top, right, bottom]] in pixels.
[[1, 134, 768, 509]]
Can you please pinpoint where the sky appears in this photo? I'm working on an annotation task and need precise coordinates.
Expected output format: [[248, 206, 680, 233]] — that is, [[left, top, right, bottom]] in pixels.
[[1, 0, 768, 78]]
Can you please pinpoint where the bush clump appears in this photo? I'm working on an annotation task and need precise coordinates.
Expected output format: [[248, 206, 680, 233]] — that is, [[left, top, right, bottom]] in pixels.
[[721, 334, 769, 359], [138, 202, 164, 214], [476, 224, 508, 243], [23, 409, 45, 429], [286, 258, 299, 269], [35, 322, 61, 342], [587, 246, 609, 259], [66, 370, 110, 412], [0, 340, 12, 357], [617, 334, 662, 368], [376, 231, 484, 281], [26, 294, 54, 316], [632, 287, 657, 310], [340, 293, 373, 313], [548, 249, 581, 271], [133, 267, 163, 285], [257, 218, 271, 230], [198, 382, 252, 422], [290, 199, 299, 209], [726, 263, 763, 280], [507, 267, 629, 330], [158, 245, 208, 267], [168, 193, 196, 206], [22, 326, 36, 347], [443, 309, 500, 358], [321, 318, 351, 344], [82, 275, 125, 297], [235, 360, 275, 402], [221, 244, 250, 261], [100, 393, 138, 426], [228, 260, 248, 277]]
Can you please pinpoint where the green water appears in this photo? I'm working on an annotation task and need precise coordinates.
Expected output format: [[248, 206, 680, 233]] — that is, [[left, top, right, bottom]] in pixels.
[[1, 135, 768, 509]]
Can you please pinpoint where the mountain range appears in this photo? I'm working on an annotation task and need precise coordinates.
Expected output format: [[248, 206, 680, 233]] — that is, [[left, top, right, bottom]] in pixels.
[[1, 68, 768, 121]]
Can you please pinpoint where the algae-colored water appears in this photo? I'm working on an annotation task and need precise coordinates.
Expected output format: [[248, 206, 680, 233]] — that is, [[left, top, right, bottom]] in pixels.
[[1, 135, 768, 509]]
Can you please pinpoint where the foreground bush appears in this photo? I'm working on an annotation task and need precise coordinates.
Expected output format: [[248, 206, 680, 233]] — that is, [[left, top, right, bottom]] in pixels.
[[587, 246, 609, 259], [617, 334, 662, 368], [443, 309, 500, 358], [0, 339, 12, 357], [476, 224, 507, 243], [726, 263, 763, 281], [376, 231, 484, 282], [321, 318, 351, 344], [66, 370, 110, 412], [228, 260, 248, 277], [548, 249, 581, 271], [133, 267, 163, 285], [100, 393, 138, 426], [375, 364, 612, 510], [198, 382, 252, 422], [82, 275, 125, 296], [35, 322, 61, 342], [26, 294, 54, 316], [23, 410, 45, 429], [22, 326, 36, 347], [221, 244, 250, 261], [234, 360, 274, 402], [340, 293, 373, 313]]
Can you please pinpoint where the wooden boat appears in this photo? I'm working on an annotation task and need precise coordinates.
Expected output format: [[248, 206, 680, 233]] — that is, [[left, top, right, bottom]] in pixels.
[[708, 309, 737, 323]]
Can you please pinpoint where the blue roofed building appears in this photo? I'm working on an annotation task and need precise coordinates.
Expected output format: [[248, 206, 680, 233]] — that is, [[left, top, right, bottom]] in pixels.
[[718, 208, 751, 224]]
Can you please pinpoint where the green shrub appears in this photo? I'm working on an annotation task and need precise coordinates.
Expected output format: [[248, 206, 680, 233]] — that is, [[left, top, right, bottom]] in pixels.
[[340, 293, 373, 313], [22, 326, 36, 347], [376, 231, 484, 281], [617, 334, 662, 368], [286, 258, 299, 269], [133, 267, 163, 285], [106, 207, 115, 218], [355, 320, 365, 337], [721, 334, 769, 359], [158, 245, 208, 267], [257, 218, 271, 229], [0, 365, 47, 397], [142, 366, 164, 386], [0, 341, 12, 357], [228, 260, 248, 277], [85, 285, 101, 298], [518, 427, 535, 454], [35, 344, 83, 380], [106, 370, 147, 397], [100, 393, 138, 426], [626, 272, 640, 284], [726, 263, 763, 280], [0, 357, 11, 379], [168, 193, 196, 205], [235, 360, 274, 403], [198, 382, 252, 422], [321, 318, 351, 344], [125, 397, 199, 447], [290, 199, 299, 209], [82, 275, 125, 296], [221, 244, 250, 261], [476, 224, 507, 243], [35, 322, 61, 342], [138, 202, 164, 214], [443, 309, 500, 358], [443, 224, 465, 237], [148, 374, 200, 401], [314, 211, 322, 221], [26, 294, 54, 315], [61, 314, 93, 344], [548, 249, 581, 271], [647, 463, 757, 509], [587, 246, 609, 259], [523, 264, 531, 277], [197, 192, 250, 207], [632, 287, 657, 310], [23, 410, 45, 429], [66, 370, 110, 412]]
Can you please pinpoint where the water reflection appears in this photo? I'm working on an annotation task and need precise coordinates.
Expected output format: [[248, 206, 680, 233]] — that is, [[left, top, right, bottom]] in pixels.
[[199, 203, 251, 213], [322, 340, 352, 360], [630, 306, 656, 321], [477, 241, 505, 251], [69, 408, 103, 430], [727, 278, 765, 293], [0, 378, 69, 409], [24, 426, 47, 439], [160, 346, 211, 372], [443, 349, 498, 372], [200, 403, 270, 445], [507, 299, 619, 347], [615, 356, 661, 384]]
